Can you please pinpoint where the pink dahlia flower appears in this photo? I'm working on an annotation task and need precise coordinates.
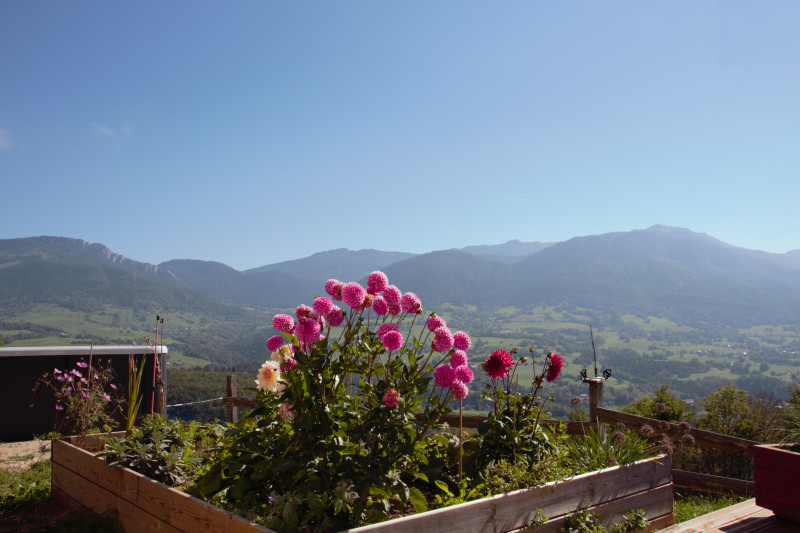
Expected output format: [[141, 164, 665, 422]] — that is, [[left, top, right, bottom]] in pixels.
[[453, 331, 471, 351], [400, 292, 422, 314], [295, 304, 314, 319], [325, 279, 343, 300], [326, 306, 345, 327], [382, 285, 401, 306], [431, 327, 454, 353], [433, 365, 455, 388], [453, 365, 474, 384], [450, 379, 468, 400], [388, 303, 401, 316], [383, 388, 401, 408], [377, 322, 399, 340], [272, 314, 295, 334], [482, 349, 515, 380], [367, 271, 389, 295], [266, 335, 284, 352], [372, 296, 388, 315], [342, 282, 366, 309], [382, 330, 403, 351], [449, 349, 468, 368], [313, 296, 334, 316], [426, 315, 446, 332], [546, 351, 564, 383], [295, 317, 321, 345], [280, 356, 297, 373]]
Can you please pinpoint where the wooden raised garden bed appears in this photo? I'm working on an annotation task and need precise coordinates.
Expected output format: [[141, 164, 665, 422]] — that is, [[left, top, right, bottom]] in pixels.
[[52, 437, 674, 533], [753, 443, 800, 524]]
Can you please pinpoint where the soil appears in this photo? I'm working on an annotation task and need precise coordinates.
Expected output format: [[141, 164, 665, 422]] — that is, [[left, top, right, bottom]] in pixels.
[[0, 440, 69, 532]]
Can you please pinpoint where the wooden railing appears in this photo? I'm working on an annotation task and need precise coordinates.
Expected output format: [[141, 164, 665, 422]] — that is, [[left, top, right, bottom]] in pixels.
[[221, 374, 761, 497]]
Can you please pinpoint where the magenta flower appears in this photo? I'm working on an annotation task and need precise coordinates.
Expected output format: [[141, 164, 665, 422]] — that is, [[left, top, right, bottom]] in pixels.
[[372, 296, 388, 315], [426, 315, 446, 332], [382, 285, 401, 306], [273, 314, 295, 334], [280, 356, 297, 373], [295, 317, 321, 345], [326, 306, 345, 327], [382, 388, 401, 408], [109, 383, 117, 391], [482, 349, 515, 380], [266, 335, 285, 352], [377, 322, 399, 340], [454, 365, 474, 384], [55, 404, 64, 411], [367, 271, 389, 295], [400, 292, 422, 314], [453, 331, 471, 351], [450, 349, 467, 368], [450, 380, 468, 400], [342, 282, 366, 309], [325, 279, 344, 300], [76, 361, 88, 368], [388, 303, 401, 316], [313, 296, 334, 316], [433, 365, 455, 388], [546, 351, 564, 383], [431, 327, 454, 353], [382, 330, 403, 351], [295, 304, 314, 319]]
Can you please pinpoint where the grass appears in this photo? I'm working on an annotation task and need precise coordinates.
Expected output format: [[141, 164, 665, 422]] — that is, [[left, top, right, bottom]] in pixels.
[[0, 459, 52, 513], [673, 491, 744, 523]]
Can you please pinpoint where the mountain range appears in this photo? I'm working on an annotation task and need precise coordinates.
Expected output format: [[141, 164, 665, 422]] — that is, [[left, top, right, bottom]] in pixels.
[[2, 226, 800, 328]]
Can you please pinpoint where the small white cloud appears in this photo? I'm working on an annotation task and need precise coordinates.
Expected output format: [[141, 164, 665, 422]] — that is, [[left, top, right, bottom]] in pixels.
[[91, 123, 118, 138], [0, 127, 12, 150]]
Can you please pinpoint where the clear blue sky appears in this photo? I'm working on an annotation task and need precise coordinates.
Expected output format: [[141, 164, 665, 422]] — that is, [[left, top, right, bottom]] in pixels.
[[1, 2, 798, 270]]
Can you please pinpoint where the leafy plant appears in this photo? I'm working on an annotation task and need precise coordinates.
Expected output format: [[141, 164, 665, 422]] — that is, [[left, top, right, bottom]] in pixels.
[[561, 507, 648, 533], [103, 415, 221, 487], [0, 459, 51, 513], [564, 425, 656, 473]]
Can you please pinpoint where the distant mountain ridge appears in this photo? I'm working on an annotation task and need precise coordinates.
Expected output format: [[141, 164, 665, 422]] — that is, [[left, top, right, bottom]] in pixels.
[[1, 227, 799, 327]]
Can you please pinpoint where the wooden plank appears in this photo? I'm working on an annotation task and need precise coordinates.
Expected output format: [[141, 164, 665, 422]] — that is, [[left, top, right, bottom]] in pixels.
[[657, 499, 786, 533], [52, 461, 122, 516], [52, 439, 140, 502], [672, 469, 754, 497], [344, 456, 671, 533], [593, 408, 758, 456]]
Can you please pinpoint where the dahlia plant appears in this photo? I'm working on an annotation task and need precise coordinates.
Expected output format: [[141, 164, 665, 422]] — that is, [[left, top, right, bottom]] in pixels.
[[194, 272, 475, 531]]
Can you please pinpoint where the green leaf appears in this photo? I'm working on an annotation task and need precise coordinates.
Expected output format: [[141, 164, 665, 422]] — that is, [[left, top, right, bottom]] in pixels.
[[409, 487, 427, 513], [411, 471, 429, 482], [434, 479, 452, 496]]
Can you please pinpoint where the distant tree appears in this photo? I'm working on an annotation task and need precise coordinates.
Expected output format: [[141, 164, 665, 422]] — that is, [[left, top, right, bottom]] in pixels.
[[621, 383, 685, 422], [787, 383, 800, 443]]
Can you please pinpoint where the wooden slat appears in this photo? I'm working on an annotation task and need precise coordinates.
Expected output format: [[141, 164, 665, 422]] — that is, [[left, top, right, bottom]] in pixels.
[[672, 469, 754, 497], [344, 456, 671, 533], [658, 498, 797, 533], [593, 407, 758, 456]]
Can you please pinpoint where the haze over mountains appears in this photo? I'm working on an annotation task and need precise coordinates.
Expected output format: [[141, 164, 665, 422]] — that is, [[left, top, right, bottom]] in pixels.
[[1, 226, 800, 327]]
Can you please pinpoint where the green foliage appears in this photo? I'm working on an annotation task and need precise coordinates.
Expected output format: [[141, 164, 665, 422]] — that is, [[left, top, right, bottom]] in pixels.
[[563, 426, 656, 473], [103, 415, 222, 487], [787, 384, 800, 443], [622, 384, 685, 422], [0, 459, 51, 512], [673, 492, 743, 523], [561, 508, 648, 533]]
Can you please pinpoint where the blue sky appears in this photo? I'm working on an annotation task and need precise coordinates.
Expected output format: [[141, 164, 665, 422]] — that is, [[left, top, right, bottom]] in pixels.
[[1, 2, 798, 271]]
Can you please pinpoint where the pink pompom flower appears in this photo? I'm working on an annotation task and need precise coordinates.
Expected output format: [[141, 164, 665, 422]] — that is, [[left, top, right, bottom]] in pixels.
[[325, 279, 344, 300], [450, 349, 467, 368], [382, 285, 401, 306], [453, 331, 471, 351], [372, 296, 388, 316], [450, 380, 468, 400], [453, 365, 474, 384], [313, 297, 334, 316], [295, 317, 321, 345], [295, 304, 314, 319], [326, 306, 345, 327], [273, 314, 295, 334], [400, 292, 422, 314], [426, 315, 446, 332], [377, 322, 399, 340], [433, 365, 455, 388], [266, 335, 284, 352], [382, 330, 403, 351], [367, 271, 389, 295], [342, 282, 366, 309], [382, 388, 401, 408], [432, 327, 454, 353]]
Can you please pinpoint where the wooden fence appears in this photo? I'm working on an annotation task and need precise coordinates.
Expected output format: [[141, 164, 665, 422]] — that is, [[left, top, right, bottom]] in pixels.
[[221, 374, 760, 497]]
